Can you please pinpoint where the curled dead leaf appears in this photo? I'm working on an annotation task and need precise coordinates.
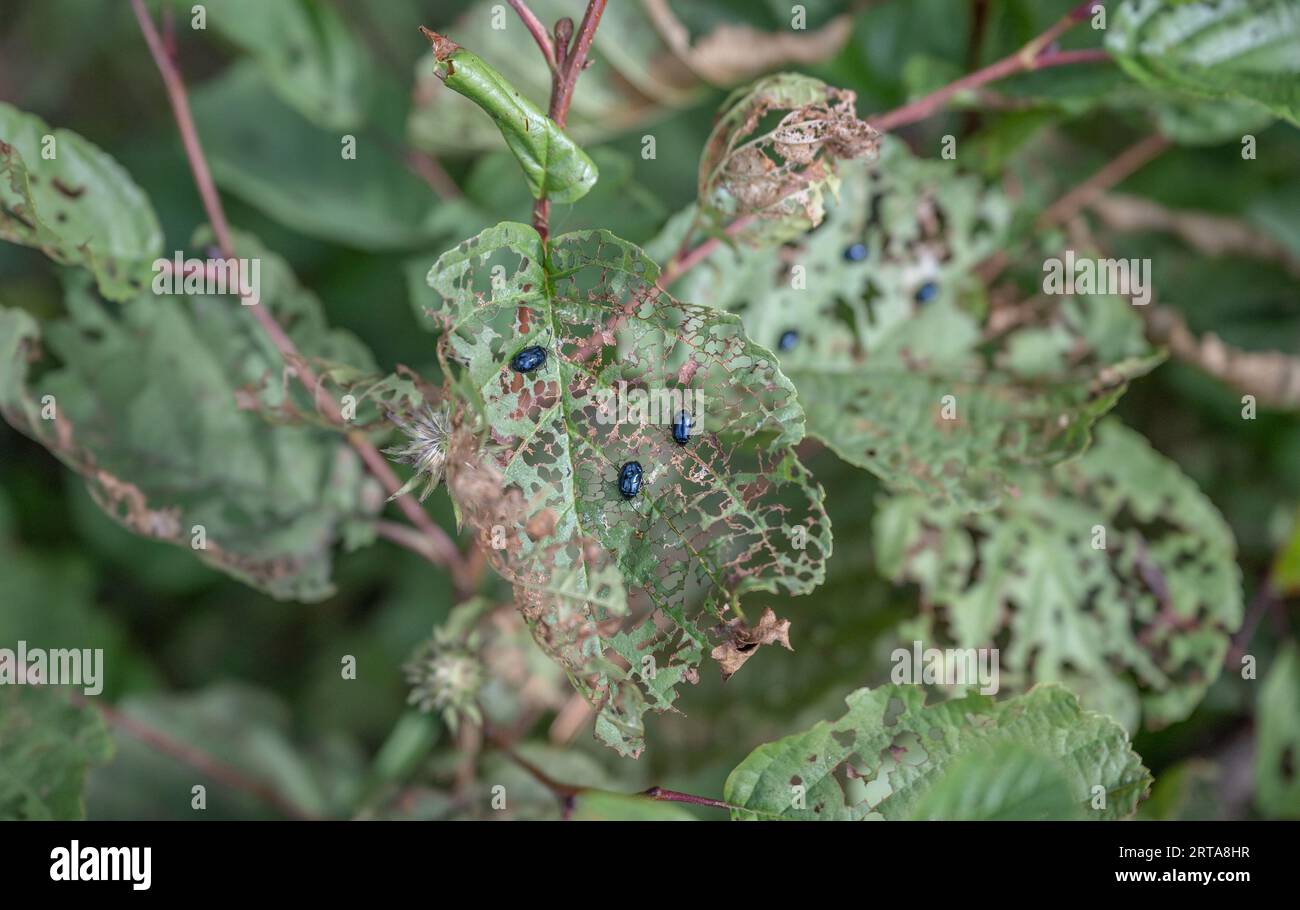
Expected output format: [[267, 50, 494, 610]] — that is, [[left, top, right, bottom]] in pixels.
[[710, 607, 793, 681]]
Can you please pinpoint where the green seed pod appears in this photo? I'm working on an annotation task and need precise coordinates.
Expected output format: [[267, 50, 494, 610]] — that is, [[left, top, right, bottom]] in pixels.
[[420, 28, 598, 204]]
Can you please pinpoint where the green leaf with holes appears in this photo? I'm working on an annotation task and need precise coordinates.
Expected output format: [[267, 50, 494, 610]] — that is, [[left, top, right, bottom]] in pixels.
[[1107, 0, 1300, 126], [0, 102, 163, 301], [875, 420, 1243, 730], [427, 221, 831, 756], [654, 139, 1159, 509], [724, 683, 1152, 820], [0, 231, 384, 602], [0, 687, 113, 820]]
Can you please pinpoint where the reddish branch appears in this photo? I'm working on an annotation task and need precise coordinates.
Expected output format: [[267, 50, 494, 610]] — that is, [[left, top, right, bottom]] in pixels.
[[642, 786, 733, 811], [870, 1, 1108, 133], [662, 2, 1111, 290], [130, 0, 471, 592], [78, 695, 318, 820], [512, 0, 607, 243]]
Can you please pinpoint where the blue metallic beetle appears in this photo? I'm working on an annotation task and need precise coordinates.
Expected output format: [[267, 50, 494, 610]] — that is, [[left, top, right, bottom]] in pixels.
[[510, 345, 547, 373], [671, 410, 693, 445], [618, 461, 644, 499]]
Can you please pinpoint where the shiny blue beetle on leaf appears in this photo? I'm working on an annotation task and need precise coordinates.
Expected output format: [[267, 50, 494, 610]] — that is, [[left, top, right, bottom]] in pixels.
[[618, 461, 644, 499], [671, 410, 693, 445], [510, 345, 547, 373]]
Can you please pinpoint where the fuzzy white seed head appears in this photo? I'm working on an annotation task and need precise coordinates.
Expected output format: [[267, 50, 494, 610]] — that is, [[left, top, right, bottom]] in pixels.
[[384, 405, 451, 501]]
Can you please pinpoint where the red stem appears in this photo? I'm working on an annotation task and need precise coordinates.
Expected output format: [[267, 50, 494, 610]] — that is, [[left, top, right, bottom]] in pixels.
[[643, 786, 733, 811], [129, 0, 470, 591], [508, 0, 558, 74], [515, 0, 607, 244], [79, 695, 318, 820], [870, 1, 1107, 133]]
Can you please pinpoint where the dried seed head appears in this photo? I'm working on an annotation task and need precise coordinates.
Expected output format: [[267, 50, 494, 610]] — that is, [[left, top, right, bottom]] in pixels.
[[384, 405, 451, 501]]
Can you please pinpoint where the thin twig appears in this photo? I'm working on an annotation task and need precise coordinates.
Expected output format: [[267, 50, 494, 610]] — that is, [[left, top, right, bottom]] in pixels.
[[1037, 133, 1171, 228], [77, 694, 319, 820], [507, 0, 559, 74], [869, 1, 1107, 133], [642, 786, 734, 811], [130, 0, 471, 591], [516, 0, 607, 243], [405, 149, 463, 201]]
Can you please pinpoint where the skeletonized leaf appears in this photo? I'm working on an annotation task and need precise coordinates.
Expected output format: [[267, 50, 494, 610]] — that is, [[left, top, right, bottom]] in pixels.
[[875, 420, 1243, 730], [422, 31, 597, 204], [656, 140, 1158, 509], [0, 687, 113, 820], [426, 222, 831, 755], [1107, 0, 1300, 126], [0, 232, 385, 602], [724, 683, 1152, 820], [699, 73, 879, 241], [0, 102, 162, 301]]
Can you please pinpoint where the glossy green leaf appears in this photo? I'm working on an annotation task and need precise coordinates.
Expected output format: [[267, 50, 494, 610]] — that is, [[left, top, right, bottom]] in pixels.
[[0, 687, 113, 820], [0, 232, 385, 602], [1108, 0, 1300, 126], [0, 102, 163, 300], [427, 222, 831, 755], [424, 32, 597, 203], [724, 683, 1152, 820], [876, 420, 1244, 730]]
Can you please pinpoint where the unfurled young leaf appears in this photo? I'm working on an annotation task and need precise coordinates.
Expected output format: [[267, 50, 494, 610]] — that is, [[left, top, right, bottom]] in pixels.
[[0, 103, 163, 301], [0, 232, 385, 602], [724, 684, 1152, 820], [421, 30, 597, 204], [425, 222, 831, 755], [699, 73, 879, 241], [0, 687, 113, 820], [1108, 0, 1300, 126], [875, 420, 1243, 730]]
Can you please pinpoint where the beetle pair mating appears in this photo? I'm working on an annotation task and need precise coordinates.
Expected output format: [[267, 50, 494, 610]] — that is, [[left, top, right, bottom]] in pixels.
[[510, 345, 695, 499]]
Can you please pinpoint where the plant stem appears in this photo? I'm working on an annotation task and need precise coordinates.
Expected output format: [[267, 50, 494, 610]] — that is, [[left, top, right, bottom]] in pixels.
[[514, 0, 607, 244], [869, 1, 1107, 133], [1037, 133, 1171, 228], [130, 0, 471, 592], [662, 3, 1109, 290], [642, 786, 734, 811], [508, 0, 559, 74], [77, 694, 319, 820]]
